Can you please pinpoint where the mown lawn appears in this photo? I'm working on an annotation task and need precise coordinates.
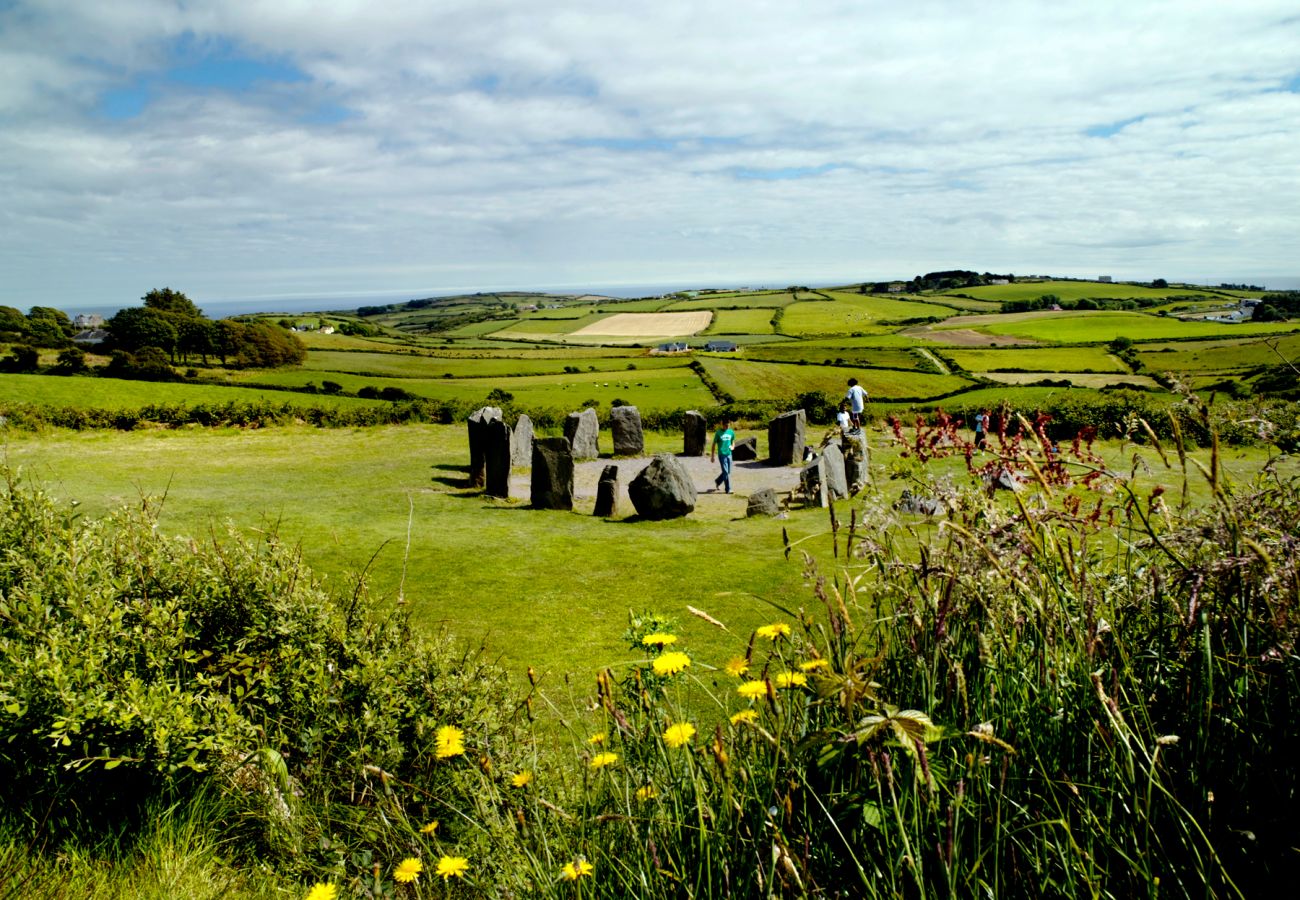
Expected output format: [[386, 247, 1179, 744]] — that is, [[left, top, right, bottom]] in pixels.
[[697, 357, 971, 401]]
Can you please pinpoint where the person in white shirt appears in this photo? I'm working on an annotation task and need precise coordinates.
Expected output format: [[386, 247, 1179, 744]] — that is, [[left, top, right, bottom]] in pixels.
[[836, 402, 851, 432], [845, 378, 867, 429]]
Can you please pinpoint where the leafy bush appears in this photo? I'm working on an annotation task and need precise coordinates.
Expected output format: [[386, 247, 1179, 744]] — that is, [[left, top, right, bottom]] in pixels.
[[0, 473, 525, 881]]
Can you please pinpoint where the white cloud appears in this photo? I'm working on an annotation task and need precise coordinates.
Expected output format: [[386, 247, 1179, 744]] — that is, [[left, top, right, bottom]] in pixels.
[[2, 0, 1299, 306]]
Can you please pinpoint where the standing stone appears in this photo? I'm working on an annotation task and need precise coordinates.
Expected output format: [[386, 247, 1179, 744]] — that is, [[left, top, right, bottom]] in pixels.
[[610, 406, 644, 456], [746, 488, 782, 518], [628, 454, 697, 520], [682, 410, 708, 456], [484, 418, 513, 498], [821, 443, 848, 500], [511, 414, 534, 468], [531, 437, 574, 510], [467, 406, 503, 486], [767, 410, 806, 466], [732, 436, 759, 461], [564, 408, 600, 460], [593, 465, 619, 517], [801, 456, 829, 507]]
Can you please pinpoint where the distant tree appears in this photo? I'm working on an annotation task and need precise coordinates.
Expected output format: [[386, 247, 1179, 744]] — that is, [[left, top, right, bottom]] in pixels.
[[487, 388, 514, 404], [2, 345, 39, 373], [321, 380, 343, 395], [379, 386, 416, 401], [1075, 298, 1099, 310], [142, 287, 202, 318], [1151, 278, 1169, 289], [52, 346, 87, 374], [0, 306, 27, 335], [108, 307, 179, 356], [1108, 336, 1134, 353]]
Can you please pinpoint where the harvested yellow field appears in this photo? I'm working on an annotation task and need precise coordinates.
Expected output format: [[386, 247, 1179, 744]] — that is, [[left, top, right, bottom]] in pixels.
[[570, 311, 712, 336]]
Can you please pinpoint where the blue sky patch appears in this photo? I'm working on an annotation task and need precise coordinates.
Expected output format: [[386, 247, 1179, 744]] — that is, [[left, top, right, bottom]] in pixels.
[[732, 163, 838, 180], [1285, 73, 1300, 93], [1085, 115, 1145, 138], [300, 103, 358, 126]]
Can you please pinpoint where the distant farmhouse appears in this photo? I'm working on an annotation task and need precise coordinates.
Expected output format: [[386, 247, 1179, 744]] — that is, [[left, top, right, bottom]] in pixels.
[[72, 329, 109, 345], [703, 340, 738, 352], [1098, 275, 1113, 283], [74, 313, 104, 328], [654, 341, 690, 353]]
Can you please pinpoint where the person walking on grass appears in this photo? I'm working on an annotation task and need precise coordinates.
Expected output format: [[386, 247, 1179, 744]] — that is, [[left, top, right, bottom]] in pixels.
[[710, 416, 736, 494], [845, 378, 868, 430], [974, 408, 990, 450]]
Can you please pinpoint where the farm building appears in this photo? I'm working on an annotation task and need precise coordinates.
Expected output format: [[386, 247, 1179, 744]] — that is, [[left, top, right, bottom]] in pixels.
[[655, 341, 690, 353], [704, 340, 738, 352]]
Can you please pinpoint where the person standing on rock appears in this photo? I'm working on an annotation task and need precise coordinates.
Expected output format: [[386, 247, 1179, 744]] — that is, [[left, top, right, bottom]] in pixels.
[[973, 408, 990, 450], [710, 416, 736, 494], [845, 378, 868, 430]]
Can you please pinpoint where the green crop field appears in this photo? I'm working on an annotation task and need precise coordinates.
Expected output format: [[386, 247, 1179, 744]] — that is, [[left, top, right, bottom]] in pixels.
[[662, 291, 797, 310], [705, 308, 776, 334], [743, 345, 927, 369], [944, 346, 1128, 372], [442, 317, 522, 336], [932, 310, 1300, 343], [291, 349, 687, 380], [488, 313, 610, 338], [981, 372, 1161, 389], [0, 373, 384, 411], [1138, 334, 1300, 372], [592, 297, 674, 312], [943, 280, 1228, 303], [781, 293, 958, 335], [697, 357, 971, 401]]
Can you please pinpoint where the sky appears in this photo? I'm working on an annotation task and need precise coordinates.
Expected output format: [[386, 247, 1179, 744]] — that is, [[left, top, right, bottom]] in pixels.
[[3, 0, 1299, 311]]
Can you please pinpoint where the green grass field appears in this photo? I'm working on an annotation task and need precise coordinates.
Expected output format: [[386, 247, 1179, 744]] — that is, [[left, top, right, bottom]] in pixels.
[[491, 313, 610, 337], [0, 373, 384, 411], [743, 345, 927, 369], [944, 346, 1128, 372], [980, 371, 1160, 389], [1137, 334, 1300, 372], [662, 291, 797, 310], [290, 350, 687, 380], [697, 357, 971, 401], [935, 310, 1300, 343], [781, 293, 958, 335], [942, 280, 1229, 303], [704, 308, 777, 334]]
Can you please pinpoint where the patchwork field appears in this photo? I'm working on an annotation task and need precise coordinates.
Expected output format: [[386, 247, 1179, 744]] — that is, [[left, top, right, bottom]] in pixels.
[[569, 311, 713, 336]]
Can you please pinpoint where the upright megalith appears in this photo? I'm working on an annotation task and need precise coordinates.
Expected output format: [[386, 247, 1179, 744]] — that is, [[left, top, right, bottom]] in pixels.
[[628, 454, 697, 520], [842, 430, 869, 489], [610, 406, 644, 456], [821, 443, 849, 500], [531, 437, 574, 510], [682, 410, 708, 456], [484, 418, 513, 498], [767, 410, 806, 466], [594, 465, 620, 517], [801, 456, 829, 508], [564, 408, 600, 460], [511, 414, 534, 468], [467, 406, 503, 486], [732, 436, 759, 461]]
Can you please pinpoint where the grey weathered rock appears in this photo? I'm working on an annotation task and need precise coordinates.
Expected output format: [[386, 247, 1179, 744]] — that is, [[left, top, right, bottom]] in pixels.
[[800, 456, 829, 507], [593, 464, 619, 517], [510, 414, 534, 468], [609, 406, 644, 456], [845, 455, 865, 492], [821, 443, 848, 500], [484, 418, 513, 498], [682, 410, 708, 456], [564, 408, 600, 460], [530, 437, 574, 510], [746, 488, 782, 518], [767, 410, 806, 466], [628, 454, 697, 520], [895, 489, 946, 516], [467, 406, 503, 486], [732, 436, 759, 461], [983, 468, 1023, 492]]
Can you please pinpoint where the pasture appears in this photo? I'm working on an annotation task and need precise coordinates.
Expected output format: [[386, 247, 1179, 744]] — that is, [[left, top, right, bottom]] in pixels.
[[704, 308, 777, 334], [944, 346, 1128, 372], [781, 293, 958, 335], [696, 357, 971, 401], [943, 279, 1229, 303], [662, 290, 798, 310], [0, 372, 384, 411]]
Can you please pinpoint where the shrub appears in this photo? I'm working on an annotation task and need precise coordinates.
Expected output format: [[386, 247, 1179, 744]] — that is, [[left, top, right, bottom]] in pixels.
[[0, 473, 526, 879]]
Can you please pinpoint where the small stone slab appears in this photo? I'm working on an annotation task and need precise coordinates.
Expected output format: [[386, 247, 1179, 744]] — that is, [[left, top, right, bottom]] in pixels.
[[511, 414, 534, 468], [593, 464, 619, 517], [610, 406, 644, 456], [484, 418, 513, 499], [767, 409, 806, 466], [628, 454, 697, 520], [896, 489, 946, 516], [531, 437, 574, 510], [682, 410, 707, 456], [564, 408, 600, 460], [731, 436, 759, 461], [467, 406, 503, 486], [746, 488, 782, 517]]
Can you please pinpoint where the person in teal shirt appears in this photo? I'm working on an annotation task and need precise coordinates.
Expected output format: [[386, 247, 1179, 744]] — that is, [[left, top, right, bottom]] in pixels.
[[710, 416, 736, 493]]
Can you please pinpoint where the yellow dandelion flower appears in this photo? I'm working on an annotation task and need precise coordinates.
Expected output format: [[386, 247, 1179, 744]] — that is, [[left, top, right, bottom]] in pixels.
[[420, 820, 439, 834], [730, 709, 759, 725], [756, 623, 791, 640], [590, 752, 618, 769], [511, 771, 533, 788], [435, 725, 466, 759], [663, 722, 696, 749], [561, 858, 595, 881], [635, 785, 657, 801], [799, 658, 830, 671], [588, 732, 607, 745], [652, 651, 691, 676], [737, 679, 768, 699], [435, 855, 469, 880], [724, 656, 750, 677], [774, 672, 808, 689], [305, 883, 337, 900], [393, 857, 423, 883], [641, 632, 678, 647]]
